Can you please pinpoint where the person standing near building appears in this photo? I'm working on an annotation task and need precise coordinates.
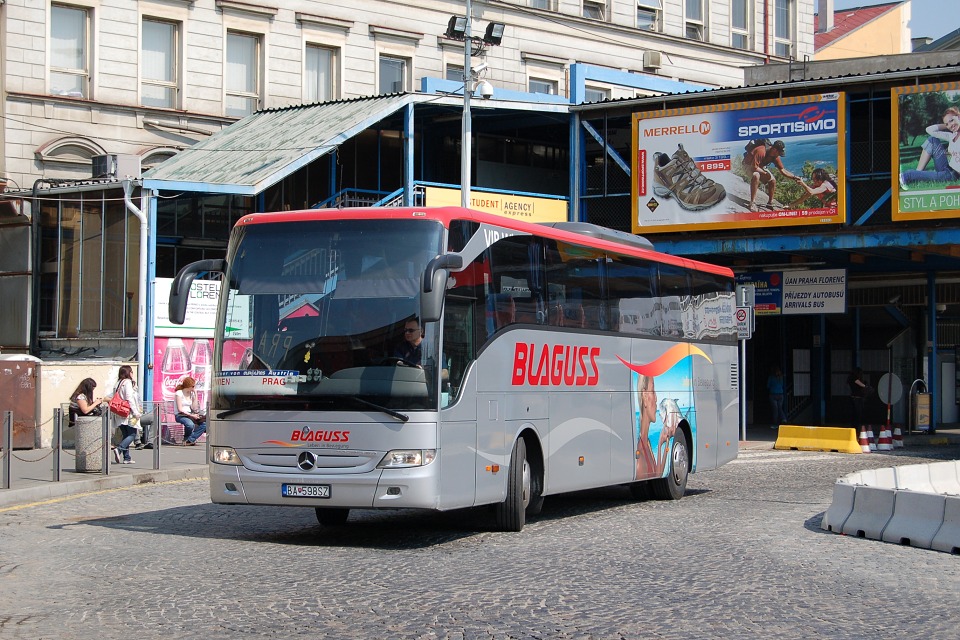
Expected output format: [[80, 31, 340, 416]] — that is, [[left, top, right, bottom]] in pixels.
[[109, 365, 143, 464], [766, 365, 788, 428], [847, 367, 867, 432]]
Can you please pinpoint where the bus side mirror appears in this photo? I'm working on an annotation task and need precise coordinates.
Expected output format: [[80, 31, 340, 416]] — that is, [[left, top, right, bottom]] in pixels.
[[421, 254, 463, 323], [169, 259, 226, 325]]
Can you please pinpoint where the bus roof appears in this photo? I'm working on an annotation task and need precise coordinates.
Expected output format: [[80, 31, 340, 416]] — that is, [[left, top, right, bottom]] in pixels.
[[235, 206, 733, 278]]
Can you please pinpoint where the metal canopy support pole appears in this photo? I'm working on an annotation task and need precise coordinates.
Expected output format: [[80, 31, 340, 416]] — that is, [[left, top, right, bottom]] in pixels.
[[461, 0, 472, 208], [928, 272, 938, 434], [740, 340, 747, 442], [2, 411, 11, 489]]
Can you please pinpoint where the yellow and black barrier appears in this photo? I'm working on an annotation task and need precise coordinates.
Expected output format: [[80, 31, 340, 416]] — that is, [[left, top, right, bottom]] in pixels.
[[774, 425, 862, 454]]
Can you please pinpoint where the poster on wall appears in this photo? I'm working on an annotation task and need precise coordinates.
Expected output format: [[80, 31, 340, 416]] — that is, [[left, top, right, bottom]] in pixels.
[[736, 272, 783, 316], [425, 186, 567, 223], [892, 81, 960, 221], [780, 269, 847, 315], [631, 94, 845, 233]]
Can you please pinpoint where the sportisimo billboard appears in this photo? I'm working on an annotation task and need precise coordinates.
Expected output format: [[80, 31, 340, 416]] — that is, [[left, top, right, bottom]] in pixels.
[[631, 94, 845, 233]]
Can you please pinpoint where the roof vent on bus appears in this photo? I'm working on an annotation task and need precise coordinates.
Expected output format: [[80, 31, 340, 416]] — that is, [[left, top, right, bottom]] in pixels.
[[540, 221, 654, 251]]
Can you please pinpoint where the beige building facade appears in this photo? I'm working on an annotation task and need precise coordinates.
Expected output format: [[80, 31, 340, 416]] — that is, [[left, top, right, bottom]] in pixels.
[[1, 0, 816, 190]]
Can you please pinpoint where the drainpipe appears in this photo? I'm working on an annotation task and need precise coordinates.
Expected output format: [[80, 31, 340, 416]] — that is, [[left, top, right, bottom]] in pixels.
[[764, 0, 771, 62], [122, 179, 148, 391]]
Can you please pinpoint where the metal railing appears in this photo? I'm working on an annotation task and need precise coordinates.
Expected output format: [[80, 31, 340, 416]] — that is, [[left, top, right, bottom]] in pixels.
[[0, 402, 172, 491]]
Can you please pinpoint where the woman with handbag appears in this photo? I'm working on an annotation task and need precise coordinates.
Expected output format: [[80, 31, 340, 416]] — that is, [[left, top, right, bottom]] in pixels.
[[175, 376, 207, 446], [109, 365, 143, 464]]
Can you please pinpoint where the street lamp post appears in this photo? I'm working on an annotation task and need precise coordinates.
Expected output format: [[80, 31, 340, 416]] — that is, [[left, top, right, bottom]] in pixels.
[[446, 6, 503, 208], [461, 0, 473, 208]]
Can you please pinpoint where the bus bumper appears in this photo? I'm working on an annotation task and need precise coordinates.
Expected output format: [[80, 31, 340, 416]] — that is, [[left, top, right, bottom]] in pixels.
[[209, 462, 442, 510]]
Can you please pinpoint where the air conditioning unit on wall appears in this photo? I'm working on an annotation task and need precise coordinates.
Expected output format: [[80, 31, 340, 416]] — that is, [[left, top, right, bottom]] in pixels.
[[92, 154, 141, 180], [643, 50, 662, 70]]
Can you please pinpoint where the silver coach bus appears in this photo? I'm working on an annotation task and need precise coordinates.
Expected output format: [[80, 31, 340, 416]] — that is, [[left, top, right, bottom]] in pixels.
[[169, 206, 739, 531]]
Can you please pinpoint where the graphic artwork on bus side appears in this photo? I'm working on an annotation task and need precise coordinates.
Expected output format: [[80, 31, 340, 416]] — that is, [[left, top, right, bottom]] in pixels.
[[618, 345, 712, 481]]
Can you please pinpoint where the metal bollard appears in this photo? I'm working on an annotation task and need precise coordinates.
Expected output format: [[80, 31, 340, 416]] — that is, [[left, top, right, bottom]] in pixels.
[[102, 410, 111, 476], [153, 404, 160, 470], [53, 407, 62, 483], [2, 411, 11, 489]]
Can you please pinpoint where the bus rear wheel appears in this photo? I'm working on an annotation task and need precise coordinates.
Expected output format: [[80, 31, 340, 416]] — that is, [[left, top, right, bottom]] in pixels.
[[315, 507, 350, 526], [651, 430, 689, 501], [495, 438, 529, 532]]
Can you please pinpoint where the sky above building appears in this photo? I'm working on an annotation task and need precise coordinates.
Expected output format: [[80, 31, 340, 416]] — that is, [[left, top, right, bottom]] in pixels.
[[832, 0, 955, 41]]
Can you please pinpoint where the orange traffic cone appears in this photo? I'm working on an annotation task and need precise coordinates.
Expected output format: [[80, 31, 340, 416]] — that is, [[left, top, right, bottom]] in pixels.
[[866, 426, 877, 451], [892, 425, 904, 448], [859, 427, 872, 453], [877, 426, 893, 451]]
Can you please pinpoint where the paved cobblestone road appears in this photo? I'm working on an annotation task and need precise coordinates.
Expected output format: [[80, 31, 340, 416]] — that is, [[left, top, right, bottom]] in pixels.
[[2, 445, 958, 639]]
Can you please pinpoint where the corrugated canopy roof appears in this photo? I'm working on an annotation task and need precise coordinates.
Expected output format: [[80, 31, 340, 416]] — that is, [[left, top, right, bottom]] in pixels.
[[142, 94, 419, 194]]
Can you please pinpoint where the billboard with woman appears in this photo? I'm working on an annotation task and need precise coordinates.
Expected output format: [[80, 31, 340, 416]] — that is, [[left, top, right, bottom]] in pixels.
[[893, 82, 960, 220]]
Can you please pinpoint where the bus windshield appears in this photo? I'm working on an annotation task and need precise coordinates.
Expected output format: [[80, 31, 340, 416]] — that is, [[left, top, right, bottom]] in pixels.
[[216, 218, 445, 412]]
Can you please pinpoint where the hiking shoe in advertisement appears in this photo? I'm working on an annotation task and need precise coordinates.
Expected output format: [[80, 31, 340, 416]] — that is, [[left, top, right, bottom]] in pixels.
[[652, 144, 726, 211]]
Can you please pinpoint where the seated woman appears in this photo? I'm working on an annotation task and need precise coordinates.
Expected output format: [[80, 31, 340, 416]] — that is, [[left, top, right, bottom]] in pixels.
[[68, 377, 103, 426], [174, 376, 207, 446]]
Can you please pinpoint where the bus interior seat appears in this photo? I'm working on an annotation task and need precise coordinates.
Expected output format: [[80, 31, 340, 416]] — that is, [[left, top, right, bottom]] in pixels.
[[514, 298, 538, 324], [493, 294, 516, 329], [548, 303, 564, 327]]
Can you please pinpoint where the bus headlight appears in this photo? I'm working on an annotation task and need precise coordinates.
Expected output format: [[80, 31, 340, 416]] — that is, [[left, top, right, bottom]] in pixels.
[[377, 449, 436, 468], [211, 446, 242, 465]]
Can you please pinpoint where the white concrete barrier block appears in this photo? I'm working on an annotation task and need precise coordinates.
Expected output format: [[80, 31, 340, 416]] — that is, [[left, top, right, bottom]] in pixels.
[[928, 461, 960, 496], [822, 482, 856, 532], [931, 496, 960, 554], [894, 464, 935, 493], [857, 469, 875, 486], [842, 486, 896, 539], [844, 471, 863, 486], [873, 467, 897, 489], [881, 490, 946, 548]]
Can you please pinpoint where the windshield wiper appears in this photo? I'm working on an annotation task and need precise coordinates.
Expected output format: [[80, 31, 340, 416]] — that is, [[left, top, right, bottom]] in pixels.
[[346, 396, 409, 423], [217, 402, 269, 419]]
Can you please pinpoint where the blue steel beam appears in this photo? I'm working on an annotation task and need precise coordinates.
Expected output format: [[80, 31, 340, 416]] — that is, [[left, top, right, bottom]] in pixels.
[[653, 227, 960, 256]]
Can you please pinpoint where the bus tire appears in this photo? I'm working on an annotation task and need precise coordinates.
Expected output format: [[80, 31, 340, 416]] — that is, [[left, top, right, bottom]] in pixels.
[[651, 430, 689, 501], [495, 438, 528, 532], [315, 507, 350, 526], [629, 481, 652, 500], [527, 452, 545, 517]]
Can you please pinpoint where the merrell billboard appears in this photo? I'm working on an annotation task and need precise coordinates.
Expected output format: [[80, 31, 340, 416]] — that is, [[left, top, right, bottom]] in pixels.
[[892, 81, 960, 221], [631, 94, 845, 233]]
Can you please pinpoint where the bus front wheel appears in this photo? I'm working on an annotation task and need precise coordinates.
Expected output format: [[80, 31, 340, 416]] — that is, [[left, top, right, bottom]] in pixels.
[[495, 438, 529, 532], [651, 430, 689, 501], [315, 507, 350, 526]]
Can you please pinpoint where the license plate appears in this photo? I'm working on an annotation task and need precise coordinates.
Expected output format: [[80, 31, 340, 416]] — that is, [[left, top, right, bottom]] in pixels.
[[282, 484, 331, 498]]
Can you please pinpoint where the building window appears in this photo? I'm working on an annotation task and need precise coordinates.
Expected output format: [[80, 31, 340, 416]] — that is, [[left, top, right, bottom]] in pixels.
[[379, 55, 408, 94], [529, 78, 557, 95], [637, 0, 662, 31], [226, 31, 261, 117], [141, 19, 178, 108], [731, 0, 751, 49], [584, 87, 609, 103], [774, 0, 794, 57], [583, 0, 606, 20], [50, 4, 89, 98], [38, 190, 138, 338], [530, 0, 558, 10], [446, 64, 464, 82], [305, 44, 336, 103], [685, 0, 706, 41]]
